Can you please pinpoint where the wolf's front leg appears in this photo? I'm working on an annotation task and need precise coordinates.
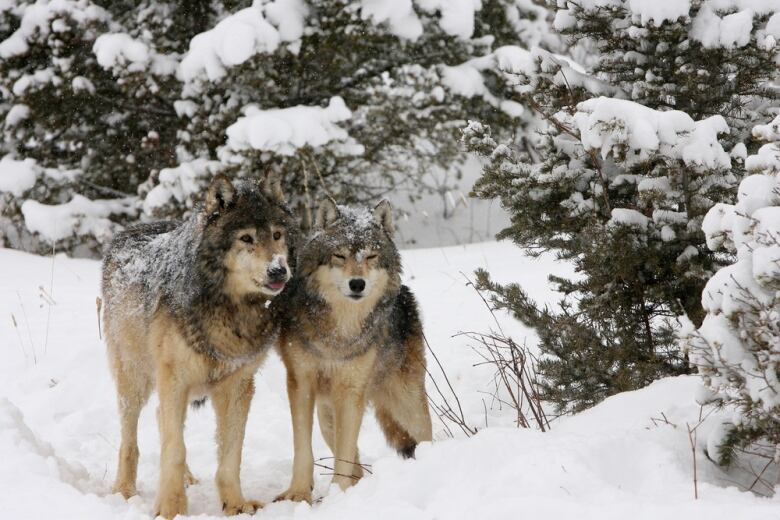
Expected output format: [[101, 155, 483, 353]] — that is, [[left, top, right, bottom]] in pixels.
[[155, 368, 190, 519], [275, 368, 315, 503], [331, 383, 368, 491], [212, 370, 264, 515]]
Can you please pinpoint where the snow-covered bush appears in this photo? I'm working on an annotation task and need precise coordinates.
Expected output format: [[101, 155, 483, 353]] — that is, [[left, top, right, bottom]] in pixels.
[[683, 113, 780, 464], [553, 0, 780, 142], [0, 156, 135, 256], [0, 1, 190, 193], [168, 0, 561, 215], [0, 0, 213, 255], [0, 0, 561, 256], [466, 0, 780, 412]]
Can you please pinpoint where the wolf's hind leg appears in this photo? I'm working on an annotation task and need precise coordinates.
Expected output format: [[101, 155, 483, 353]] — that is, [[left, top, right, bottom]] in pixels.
[[111, 349, 152, 499], [211, 369, 263, 515], [317, 400, 363, 479]]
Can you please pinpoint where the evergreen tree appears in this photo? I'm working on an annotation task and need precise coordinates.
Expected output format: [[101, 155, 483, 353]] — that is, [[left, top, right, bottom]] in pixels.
[[157, 0, 557, 218], [0, 0, 220, 255], [0, 0, 559, 255], [683, 113, 780, 465], [466, 1, 779, 412]]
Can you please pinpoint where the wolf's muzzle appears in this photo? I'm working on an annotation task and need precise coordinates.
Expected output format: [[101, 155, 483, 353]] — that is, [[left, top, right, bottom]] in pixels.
[[265, 264, 289, 291], [348, 278, 366, 299]]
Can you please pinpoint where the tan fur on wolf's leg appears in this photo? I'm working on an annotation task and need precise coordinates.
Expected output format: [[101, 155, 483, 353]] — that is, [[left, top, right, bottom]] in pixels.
[[331, 387, 367, 490], [330, 351, 376, 490], [276, 368, 316, 503], [154, 365, 190, 519], [211, 369, 263, 515], [156, 407, 198, 488], [317, 401, 363, 479], [112, 361, 152, 498]]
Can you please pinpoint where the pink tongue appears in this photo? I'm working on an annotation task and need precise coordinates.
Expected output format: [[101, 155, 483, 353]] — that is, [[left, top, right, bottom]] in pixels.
[[267, 281, 285, 290]]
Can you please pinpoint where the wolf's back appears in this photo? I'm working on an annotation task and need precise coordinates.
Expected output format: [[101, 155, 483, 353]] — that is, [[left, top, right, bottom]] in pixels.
[[101, 220, 188, 311]]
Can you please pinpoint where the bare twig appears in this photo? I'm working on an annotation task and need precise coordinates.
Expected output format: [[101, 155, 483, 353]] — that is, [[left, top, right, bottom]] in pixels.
[[43, 242, 55, 355], [10, 314, 29, 363], [423, 333, 478, 437], [686, 405, 714, 500], [96, 297, 103, 340], [306, 153, 338, 206], [16, 291, 37, 365], [687, 421, 699, 500], [459, 330, 549, 431], [457, 276, 550, 431], [747, 457, 775, 493]]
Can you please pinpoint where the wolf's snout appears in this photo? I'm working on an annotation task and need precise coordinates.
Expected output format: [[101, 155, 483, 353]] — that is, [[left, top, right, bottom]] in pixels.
[[267, 264, 288, 281], [349, 278, 366, 293], [263, 257, 289, 293]]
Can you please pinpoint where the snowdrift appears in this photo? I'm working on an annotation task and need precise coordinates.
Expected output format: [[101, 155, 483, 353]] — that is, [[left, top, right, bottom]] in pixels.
[[0, 244, 774, 518]]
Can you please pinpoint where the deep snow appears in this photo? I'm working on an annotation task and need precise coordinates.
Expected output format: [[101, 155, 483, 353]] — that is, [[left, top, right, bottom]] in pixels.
[[0, 242, 776, 519]]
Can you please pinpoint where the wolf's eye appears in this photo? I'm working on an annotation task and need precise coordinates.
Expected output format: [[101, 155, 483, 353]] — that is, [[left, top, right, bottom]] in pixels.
[[366, 254, 378, 260], [273, 231, 282, 240], [333, 254, 346, 260], [240, 234, 254, 244]]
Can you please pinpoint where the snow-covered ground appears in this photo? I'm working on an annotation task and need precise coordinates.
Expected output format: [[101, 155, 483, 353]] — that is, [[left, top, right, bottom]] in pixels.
[[0, 242, 775, 519]]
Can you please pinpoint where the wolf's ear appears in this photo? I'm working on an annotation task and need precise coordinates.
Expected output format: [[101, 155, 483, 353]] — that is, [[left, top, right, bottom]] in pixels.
[[373, 199, 394, 236], [205, 174, 236, 215], [315, 198, 339, 229], [262, 171, 285, 204]]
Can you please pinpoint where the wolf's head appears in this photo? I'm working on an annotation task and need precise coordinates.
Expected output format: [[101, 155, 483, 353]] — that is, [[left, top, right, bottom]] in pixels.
[[198, 173, 298, 300], [300, 198, 401, 310]]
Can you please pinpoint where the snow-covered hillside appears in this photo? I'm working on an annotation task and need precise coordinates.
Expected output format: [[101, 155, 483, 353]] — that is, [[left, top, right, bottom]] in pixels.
[[0, 243, 775, 519]]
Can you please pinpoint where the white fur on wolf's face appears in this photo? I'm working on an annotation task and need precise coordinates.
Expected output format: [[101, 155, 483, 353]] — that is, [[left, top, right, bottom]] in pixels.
[[223, 226, 290, 299], [316, 249, 387, 302]]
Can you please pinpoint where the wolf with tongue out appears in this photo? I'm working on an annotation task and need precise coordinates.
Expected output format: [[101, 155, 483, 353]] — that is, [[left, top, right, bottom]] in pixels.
[[274, 198, 433, 503], [101, 173, 299, 518]]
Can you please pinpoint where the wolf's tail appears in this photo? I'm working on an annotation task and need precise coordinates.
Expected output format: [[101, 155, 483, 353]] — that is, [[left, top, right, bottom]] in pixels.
[[375, 406, 420, 459]]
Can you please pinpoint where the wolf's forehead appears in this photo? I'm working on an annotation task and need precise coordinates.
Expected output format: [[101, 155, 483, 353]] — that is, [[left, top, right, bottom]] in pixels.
[[337, 205, 373, 227], [326, 229, 383, 251], [224, 209, 287, 232], [332, 207, 381, 240]]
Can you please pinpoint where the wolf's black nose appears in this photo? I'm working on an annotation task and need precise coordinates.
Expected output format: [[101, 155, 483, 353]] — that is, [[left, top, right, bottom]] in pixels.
[[267, 265, 287, 281], [349, 278, 366, 293]]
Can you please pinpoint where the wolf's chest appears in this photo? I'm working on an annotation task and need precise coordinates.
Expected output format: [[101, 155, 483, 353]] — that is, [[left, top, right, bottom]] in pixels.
[[195, 306, 276, 361], [303, 334, 375, 362]]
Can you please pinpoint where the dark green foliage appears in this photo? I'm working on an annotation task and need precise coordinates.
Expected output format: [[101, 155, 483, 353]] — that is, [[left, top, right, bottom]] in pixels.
[[562, 1, 779, 144], [0, 0, 553, 255], [178, 0, 530, 206], [467, 2, 779, 413]]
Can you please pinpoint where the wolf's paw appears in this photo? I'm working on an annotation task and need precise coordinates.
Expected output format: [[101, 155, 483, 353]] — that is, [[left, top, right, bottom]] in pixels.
[[112, 480, 137, 499], [222, 499, 264, 515], [274, 488, 312, 504], [184, 466, 199, 487], [332, 475, 358, 491], [155, 489, 187, 519]]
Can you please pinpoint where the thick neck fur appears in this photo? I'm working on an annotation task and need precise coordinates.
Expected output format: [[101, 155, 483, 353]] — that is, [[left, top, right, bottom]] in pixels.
[[181, 291, 276, 363]]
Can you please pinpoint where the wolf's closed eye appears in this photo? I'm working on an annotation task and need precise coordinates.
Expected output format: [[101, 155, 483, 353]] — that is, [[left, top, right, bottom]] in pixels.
[[333, 254, 346, 260]]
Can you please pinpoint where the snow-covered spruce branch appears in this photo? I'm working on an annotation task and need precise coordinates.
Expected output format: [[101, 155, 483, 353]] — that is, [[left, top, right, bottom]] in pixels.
[[682, 113, 780, 466]]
